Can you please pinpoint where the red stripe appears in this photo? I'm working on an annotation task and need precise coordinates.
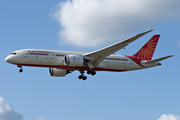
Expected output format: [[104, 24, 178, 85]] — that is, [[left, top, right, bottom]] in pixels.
[[13, 63, 127, 72], [124, 55, 146, 67]]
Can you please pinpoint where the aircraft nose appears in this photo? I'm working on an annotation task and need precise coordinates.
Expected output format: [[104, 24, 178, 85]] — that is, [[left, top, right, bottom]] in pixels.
[[5, 56, 11, 63]]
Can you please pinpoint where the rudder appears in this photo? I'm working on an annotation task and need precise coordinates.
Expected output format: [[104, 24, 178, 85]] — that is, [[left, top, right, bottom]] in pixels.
[[133, 35, 160, 60]]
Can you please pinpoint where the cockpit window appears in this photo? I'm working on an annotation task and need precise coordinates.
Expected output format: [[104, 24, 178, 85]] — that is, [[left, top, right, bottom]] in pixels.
[[10, 52, 16, 55]]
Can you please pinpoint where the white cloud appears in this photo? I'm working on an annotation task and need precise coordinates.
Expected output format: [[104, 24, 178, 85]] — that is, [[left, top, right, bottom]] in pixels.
[[157, 114, 180, 120], [0, 97, 23, 120], [51, 0, 180, 47]]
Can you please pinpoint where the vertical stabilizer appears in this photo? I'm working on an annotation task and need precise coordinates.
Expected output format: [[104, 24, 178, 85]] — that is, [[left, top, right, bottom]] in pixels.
[[133, 35, 160, 60]]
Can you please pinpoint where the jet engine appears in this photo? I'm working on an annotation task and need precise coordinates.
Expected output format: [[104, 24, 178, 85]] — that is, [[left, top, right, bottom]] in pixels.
[[64, 54, 84, 66], [49, 68, 70, 77]]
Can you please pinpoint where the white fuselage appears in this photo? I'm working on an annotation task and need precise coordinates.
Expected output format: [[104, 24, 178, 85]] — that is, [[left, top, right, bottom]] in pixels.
[[5, 31, 172, 80], [5, 49, 159, 72]]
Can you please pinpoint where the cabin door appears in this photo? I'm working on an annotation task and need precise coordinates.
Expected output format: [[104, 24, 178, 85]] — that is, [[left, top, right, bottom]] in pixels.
[[23, 51, 28, 58]]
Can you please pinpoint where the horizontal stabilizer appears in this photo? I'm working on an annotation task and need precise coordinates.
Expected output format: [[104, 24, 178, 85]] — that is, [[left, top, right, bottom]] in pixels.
[[144, 55, 174, 64]]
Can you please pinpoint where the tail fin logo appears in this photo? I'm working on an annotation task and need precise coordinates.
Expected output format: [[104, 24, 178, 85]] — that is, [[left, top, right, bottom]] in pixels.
[[133, 35, 160, 60]]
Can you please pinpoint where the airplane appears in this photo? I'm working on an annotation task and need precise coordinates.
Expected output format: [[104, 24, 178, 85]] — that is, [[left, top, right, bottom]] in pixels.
[[5, 30, 173, 80]]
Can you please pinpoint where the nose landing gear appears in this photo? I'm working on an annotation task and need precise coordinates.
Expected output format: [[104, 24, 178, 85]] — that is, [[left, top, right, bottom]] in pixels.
[[17, 65, 23, 73], [19, 68, 23, 73]]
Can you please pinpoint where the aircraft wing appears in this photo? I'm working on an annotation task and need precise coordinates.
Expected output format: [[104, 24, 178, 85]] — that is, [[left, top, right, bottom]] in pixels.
[[84, 30, 153, 67]]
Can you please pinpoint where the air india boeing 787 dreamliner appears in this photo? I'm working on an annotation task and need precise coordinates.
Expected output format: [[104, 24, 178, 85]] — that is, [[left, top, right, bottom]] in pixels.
[[5, 30, 173, 80]]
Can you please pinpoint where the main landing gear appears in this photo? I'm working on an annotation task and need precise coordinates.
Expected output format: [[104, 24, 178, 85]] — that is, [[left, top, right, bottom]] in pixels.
[[78, 70, 87, 80], [17, 65, 23, 73], [78, 75, 87, 80], [87, 70, 96, 76], [78, 70, 96, 80]]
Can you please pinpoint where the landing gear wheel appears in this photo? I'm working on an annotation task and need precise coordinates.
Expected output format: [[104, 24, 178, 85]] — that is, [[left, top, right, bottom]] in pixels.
[[91, 71, 96, 76], [78, 75, 83, 79], [78, 75, 87, 80], [82, 76, 87, 80], [87, 70, 91, 75], [19, 69, 23, 73], [87, 70, 96, 76]]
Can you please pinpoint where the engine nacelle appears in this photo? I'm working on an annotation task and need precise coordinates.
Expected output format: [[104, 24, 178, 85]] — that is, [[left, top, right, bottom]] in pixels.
[[49, 68, 69, 77], [64, 54, 84, 66]]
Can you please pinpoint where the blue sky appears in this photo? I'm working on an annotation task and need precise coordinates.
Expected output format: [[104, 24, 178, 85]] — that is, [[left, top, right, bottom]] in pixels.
[[1, 0, 180, 120]]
